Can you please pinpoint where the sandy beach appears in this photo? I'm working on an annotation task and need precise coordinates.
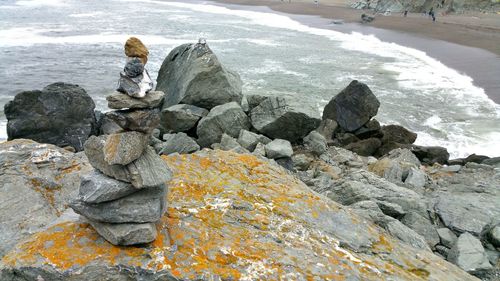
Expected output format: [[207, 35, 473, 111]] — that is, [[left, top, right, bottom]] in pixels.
[[212, 0, 500, 103]]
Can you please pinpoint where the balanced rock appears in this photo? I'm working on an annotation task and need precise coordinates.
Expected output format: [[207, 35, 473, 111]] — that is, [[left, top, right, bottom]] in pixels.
[[84, 138, 172, 188], [124, 37, 149, 64], [322, 80, 379, 132], [70, 184, 166, 223], [4, 82, 96, 151], [157, 42, 243, 109], [157, 133, 200, 155], [102, 131, 149, 165], [79, 170, 138, 204], [265, 139, 293, 159], [250, 97, 320, 143], [196, 102, 250, 148], [448, 232, 492, 273], [161, 104, 208, 133], [89, 221, 157, 246], [104, 108, 160, 134], [381, 125, 417, 144], [237, 129, 271, 151], [107, 91, 165, 110]]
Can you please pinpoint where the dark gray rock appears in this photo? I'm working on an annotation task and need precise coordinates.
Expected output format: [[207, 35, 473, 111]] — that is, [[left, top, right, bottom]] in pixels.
[[275, 157, 295, 171], [250, 97, 320, 143], [322, 80, 379, 132], [401, 212, 440, 248], [99, 115, 124, 135], [381, 125, 417, 144], [315, 119, 337, 143], [265, 139, 293, 159], [353, 119, 382, 140], [196, 102, 250, 148], [157, 133, 200, 155], [437, 228, 457, 248], [237, 130, 271, 151], [84, 138, 172, 188], [123, 57, 144, 78], [4, 82, 96, 151], [70, 184, 166, 223], [448, 232, 492, 273], [303, 131, 328, 156], [333, 132, 359, 146], [105, 108, 160, 134], [160, 104, 208, 133], [376, 201, 405, 219], [89, 220, 157, 246], [482, 157, 500, 167], [374, 141, 412, 158], [412, 145, 450, 165], [464, 154, 490, 164], [246, 94, 268, 111], [435, 245, 451, 257], [107, 91, 164, 110], [79, 170, 138, 204], [344, 138, 381, 157], [488, 225, 500, 247], [102, 132, 149, 165], [156, 43, 242, 109]]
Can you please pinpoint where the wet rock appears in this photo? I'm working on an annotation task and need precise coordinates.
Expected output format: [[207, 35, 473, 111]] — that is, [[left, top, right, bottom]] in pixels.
[[437, 228, 457, 248], [79, 170, 138, 204], [107, 91, 164, 110], [381, 125, 417, 144], [265, 139, 293, 159], [412, 145, 450, 165], [401, 212, 440, 248], [84, 139, 172, 188], [89, 221, 157, 246], [448, 232, 492, 273], [322, 80, 379, 132], [196, 102, 250, 148], [250, 97, 320, 143], [344, 138, 381, 157], [102, 132, 149, 165], [4, 82, 96, 151], [105, 108, 160, 134], [160, 104, 208, 133], [70, 184, 166, 223], [157, 133, 200, 155], [237, 129, 271, 151], [157, 43, 242, 109], [124, 37, 149, 64], [303, 131, 328, 156], [464, 154, 490, 164]]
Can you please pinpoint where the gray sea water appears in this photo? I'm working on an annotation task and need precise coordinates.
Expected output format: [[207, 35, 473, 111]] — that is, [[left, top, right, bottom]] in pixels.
[[1, 0, 499, 158]]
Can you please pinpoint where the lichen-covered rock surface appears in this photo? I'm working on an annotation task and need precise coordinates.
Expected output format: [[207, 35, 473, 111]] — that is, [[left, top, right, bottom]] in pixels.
[[0, 150, 477, 280]]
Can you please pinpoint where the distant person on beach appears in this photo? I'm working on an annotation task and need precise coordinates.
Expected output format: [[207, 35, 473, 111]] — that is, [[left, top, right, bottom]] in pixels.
[[314, 0, 319, 6], [404, 10, 408, 17], [429, 7, 434, 18]]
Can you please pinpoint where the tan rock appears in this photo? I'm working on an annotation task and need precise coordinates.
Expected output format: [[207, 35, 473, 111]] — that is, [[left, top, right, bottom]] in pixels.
[[124, 37, 148, 65]]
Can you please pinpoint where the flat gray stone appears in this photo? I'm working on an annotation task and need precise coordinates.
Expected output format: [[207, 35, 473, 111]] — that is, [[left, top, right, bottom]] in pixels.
[[303, 131, 327, 156], [107, 91, 165, 110], [157, 133, 200, 155], [79, 170, 138, 204], [85, 138, 172, 188], [441, 165, 462, 173], [70, 184, 166, 223], [104, 108, 160, 134], [437, 228, 457, 248], [265, 139, 293, 159], [237, 129, 271, 151], [160, 104, 208, 133], [102, 132, 149, 165], [196, 102, 251, 148], [89, 220, 157, 246], [448, 232, 492, 272]]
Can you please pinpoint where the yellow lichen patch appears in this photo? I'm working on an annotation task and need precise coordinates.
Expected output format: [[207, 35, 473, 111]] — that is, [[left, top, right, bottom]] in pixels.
[[103, 134, 120, 163], [30, 178, 62, 211], [54, 162, 82, 181]]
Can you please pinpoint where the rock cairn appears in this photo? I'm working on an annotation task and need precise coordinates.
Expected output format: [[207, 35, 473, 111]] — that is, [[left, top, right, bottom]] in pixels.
[[70, 38, 170, 246]]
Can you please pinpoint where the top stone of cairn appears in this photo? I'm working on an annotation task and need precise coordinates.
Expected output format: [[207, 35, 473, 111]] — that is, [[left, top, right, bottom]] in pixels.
[[125, 37, 149, 65]]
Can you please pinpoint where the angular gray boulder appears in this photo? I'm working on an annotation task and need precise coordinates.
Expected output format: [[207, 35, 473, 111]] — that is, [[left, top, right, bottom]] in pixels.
[[107, 90, 164, 110], [161, 104, 208, 133], [157, 133, 200, 155], [250, 97, 320, 143], [79, 170, 138, 204], [4, 82, 96, 151], [89, 220, 157, 246], [237, 129, 271, 151], [303, 131, 328, 156], [104, 108, 160, 134], [265, 139, 293, 159], [322, 80, 379, 132], [196, 102, 251, 148], [437, 227, 458, 249], [401, 212, 440, 248], [156, 42, 243, 110], [448, 232, 492, 273], [102, 131, 149, 165]]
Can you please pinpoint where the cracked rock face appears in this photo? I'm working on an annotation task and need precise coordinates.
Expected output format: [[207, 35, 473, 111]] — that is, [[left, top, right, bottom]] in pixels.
[[1, 150, 477, 281]]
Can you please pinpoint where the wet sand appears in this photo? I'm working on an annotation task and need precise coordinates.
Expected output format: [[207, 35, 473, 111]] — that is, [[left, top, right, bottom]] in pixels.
[[211, 0, 500, 104]]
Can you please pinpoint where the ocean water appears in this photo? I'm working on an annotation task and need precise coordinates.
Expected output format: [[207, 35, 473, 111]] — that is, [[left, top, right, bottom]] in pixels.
[[1, 0, 499, 158]]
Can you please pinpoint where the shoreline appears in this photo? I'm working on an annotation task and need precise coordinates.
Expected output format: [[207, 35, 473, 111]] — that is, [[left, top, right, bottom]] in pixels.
[[210, 0, 500, 104]]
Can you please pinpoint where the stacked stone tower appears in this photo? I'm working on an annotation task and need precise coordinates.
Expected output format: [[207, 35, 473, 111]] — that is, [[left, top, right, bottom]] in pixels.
[[70, 38, 170, 246]]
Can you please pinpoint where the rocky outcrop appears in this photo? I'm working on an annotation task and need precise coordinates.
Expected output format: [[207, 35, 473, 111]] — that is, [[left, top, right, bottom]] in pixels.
[[0, 139, 92, 257], [156, 42, 243, 110], [4, 82, 97, 151], [322, 80, 379, 132], [250, 97, 320, 142], [0, 150, 477, 280]]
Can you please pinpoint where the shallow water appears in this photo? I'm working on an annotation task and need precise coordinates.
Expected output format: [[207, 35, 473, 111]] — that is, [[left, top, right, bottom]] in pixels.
[[1, 0, 499, 158]]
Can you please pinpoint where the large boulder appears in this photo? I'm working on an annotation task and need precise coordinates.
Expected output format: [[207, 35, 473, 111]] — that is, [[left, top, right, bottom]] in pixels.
[[448, 233, 492, 273], [156, 42, 242, 110], [250, 97, 321, 143], [322, 80, 380, 132], [237, 130, 271, 151], [0, 139, 92, 257], [4, 82, 96, 151], [160, 104, 208, 133], [344, 138, 382, 157], [196, 102, 250, 148], [0, 150, 478, 280], [412, 145, 450, 165]]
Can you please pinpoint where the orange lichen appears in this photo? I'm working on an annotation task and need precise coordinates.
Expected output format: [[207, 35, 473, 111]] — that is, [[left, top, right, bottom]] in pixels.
[[30, 178, 62, 212]]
